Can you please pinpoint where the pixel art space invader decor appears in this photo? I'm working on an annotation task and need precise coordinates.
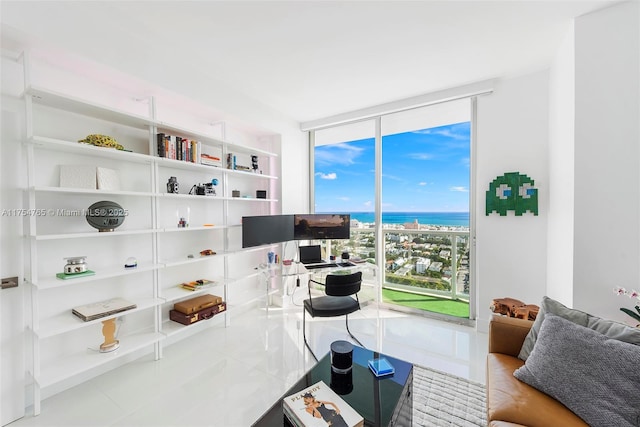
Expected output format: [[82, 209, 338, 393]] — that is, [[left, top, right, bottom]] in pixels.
[[486, 172, 538, 216]]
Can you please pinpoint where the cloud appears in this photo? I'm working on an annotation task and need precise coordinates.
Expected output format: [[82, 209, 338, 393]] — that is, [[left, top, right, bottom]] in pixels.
[[418, 182, 427, 186], [338, 196, 350, 201], [315, 142, 365, 166], [450, 186, 468, 192], [363, 201, 372, 208], [316, 172, 337, 180], [407, 152, 434, 160], [413, 122, 470, 141], [382, 173, 403, 181]]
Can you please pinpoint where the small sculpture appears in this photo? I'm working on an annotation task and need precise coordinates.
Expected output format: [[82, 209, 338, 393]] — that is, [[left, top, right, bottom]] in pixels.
[[490, 297, 539, 321], [78, 134, 124, 150]]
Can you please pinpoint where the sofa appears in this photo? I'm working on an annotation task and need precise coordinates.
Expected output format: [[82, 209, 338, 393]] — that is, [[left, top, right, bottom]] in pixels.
[[486, 294, 640, 427], [486, 314, 588, 426]]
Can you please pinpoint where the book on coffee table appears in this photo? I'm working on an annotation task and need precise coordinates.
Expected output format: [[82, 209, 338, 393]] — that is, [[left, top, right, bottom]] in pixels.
[[282, 380, 363, 427]]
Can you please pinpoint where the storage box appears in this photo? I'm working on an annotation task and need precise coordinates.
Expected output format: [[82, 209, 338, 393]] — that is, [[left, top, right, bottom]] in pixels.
[[173, 294, 223, 315], [59, 165, 96, 189], [169, 301, 226, 325]]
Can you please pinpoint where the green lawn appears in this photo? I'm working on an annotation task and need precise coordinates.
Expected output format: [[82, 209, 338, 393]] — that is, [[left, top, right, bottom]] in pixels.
[[381, 288, 470, 318]]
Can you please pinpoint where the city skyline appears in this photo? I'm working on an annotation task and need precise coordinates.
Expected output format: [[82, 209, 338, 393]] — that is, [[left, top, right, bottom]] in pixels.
[[314, 121, 471, 213]]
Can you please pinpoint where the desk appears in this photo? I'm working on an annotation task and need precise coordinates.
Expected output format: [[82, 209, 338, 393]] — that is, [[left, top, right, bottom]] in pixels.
[[267, 261, 378, 310], [252, 345, 413, 426]]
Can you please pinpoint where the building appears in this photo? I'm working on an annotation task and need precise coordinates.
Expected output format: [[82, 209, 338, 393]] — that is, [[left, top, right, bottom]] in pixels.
[[416, 258, 431, 274]]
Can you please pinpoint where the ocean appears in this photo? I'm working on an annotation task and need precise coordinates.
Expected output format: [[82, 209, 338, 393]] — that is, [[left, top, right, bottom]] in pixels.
[[333, 212, 469, 227]]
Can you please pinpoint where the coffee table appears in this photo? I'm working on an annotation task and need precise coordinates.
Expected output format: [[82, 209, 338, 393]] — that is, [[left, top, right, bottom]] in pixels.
[[252, 345, 413, 426]]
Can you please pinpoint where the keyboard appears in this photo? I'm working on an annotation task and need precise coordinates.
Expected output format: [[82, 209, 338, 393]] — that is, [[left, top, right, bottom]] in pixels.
[[304, 262, 355, 270], [304, 262, 338, 270]]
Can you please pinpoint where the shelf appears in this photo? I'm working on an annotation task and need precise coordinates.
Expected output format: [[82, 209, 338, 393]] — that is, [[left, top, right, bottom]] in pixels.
[[224, 142, 279, 158], [28, 86, 154, 130], [162, 254, 225, 268], [32, 186, 156, 197], [160, 313, 225, 338], [224, 196, 279, 203], [155, 156, 225, 172], [160, 193, 223, 201], [38, 328, 163, 388], [37, 298, 163, 338], [160, 280, 225, 304], [28, 136, 153, 163], [160, 225, 226, 233], [225, 168, 278, 180], [34, 228, 160, 240], [34, 263, 163, 290]]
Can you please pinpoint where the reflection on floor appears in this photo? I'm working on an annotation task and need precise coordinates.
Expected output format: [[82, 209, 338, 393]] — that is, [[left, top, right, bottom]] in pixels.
[[11, 305, 488, 427]]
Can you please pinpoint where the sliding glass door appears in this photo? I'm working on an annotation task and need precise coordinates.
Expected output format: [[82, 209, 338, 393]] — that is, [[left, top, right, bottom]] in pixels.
[[311, 98, 474, 321], [380, 100, 471, 319]]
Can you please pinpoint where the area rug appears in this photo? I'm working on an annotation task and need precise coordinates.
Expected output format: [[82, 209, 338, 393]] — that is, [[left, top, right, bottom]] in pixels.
[[413, 364, 487, 427]]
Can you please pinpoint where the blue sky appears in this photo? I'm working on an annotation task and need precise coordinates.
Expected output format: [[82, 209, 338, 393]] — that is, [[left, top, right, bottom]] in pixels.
[[314, 122, 470, 213]]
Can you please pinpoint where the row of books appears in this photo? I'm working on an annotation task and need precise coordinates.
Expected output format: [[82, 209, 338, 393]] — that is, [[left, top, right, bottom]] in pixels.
[[156, 133, 222, 167], [226, 153, 253, 172]]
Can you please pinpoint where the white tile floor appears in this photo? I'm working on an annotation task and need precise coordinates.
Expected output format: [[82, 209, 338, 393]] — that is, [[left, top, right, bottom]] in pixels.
[[11, 304, 488, 427]]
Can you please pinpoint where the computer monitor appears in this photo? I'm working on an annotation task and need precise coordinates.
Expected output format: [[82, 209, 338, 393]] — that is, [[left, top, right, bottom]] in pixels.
[[293, 214, 350, 240], [241, 215, 294, 248]]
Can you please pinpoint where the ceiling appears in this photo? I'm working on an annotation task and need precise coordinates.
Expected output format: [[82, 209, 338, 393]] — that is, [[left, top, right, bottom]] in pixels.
[[1, 1, 616, 124]]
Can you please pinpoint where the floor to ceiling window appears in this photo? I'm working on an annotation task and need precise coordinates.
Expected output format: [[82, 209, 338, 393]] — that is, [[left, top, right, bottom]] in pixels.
[[311, 98, 474, 321]]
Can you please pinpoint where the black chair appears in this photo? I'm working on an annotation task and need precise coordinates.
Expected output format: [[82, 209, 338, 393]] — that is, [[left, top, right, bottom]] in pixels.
[[303, 271, 363, 361]]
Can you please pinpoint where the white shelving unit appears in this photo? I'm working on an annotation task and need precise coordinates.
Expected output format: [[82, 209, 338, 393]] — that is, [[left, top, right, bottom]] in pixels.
[[21, 57, 282, 414]]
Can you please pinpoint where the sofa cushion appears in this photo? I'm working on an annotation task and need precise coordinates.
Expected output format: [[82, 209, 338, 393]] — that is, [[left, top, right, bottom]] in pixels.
[[518, 296, 589, 360], [486, 354, 588, 427], [514, 314, 640, 427], [518, 296, 640, 360]]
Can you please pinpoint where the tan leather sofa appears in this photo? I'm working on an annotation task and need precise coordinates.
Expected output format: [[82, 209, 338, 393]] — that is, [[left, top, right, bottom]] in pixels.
[[486, 314, 587, 427]]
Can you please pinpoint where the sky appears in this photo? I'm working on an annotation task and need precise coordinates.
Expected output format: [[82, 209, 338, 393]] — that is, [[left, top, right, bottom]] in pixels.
[[314, 121, 470, 213]]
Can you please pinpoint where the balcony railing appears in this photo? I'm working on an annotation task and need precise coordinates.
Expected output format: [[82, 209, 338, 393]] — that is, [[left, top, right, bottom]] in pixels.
[[329, 227, 471, 304]]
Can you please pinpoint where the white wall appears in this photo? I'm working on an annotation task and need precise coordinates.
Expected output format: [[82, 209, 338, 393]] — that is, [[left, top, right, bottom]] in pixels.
[[475, 70, 550, 331], [546, 24, 575, 306], [0, 83, 27, 425], [573, 1, 640, 322]]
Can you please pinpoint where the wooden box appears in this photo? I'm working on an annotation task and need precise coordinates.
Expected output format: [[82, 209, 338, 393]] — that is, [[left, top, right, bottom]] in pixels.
[[169, 302, 226, 325], [173, 294, 223, 315]]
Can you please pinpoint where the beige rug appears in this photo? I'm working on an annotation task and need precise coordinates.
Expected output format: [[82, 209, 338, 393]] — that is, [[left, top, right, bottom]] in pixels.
[[413, 364, 487, 427]]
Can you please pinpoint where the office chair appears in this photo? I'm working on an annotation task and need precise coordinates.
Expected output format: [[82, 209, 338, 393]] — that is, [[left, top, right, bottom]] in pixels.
[[302, 271, 363, 361]]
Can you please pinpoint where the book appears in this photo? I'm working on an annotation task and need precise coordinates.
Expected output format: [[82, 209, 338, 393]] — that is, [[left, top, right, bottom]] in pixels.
[[72, 297, 136, 322], [368, 357, 395, 377], [282, 380, 364, 427], [180, 279, 215, 291], [200, 153, 222, 167], [156, 133, 166, 157]]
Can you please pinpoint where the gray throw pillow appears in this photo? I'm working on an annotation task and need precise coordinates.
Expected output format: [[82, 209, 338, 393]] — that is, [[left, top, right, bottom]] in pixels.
[[514, 314, 640, 427], [518, 296, 640, 360], [518, 296, 589, 360]]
